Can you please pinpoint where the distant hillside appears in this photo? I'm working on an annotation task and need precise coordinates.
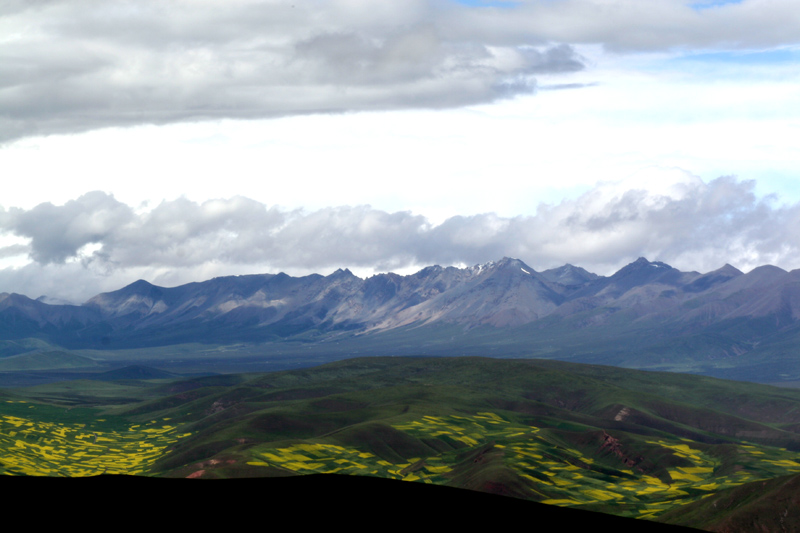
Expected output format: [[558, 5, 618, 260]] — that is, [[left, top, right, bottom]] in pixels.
[[1, 257, 800, 382], [0, 350, 97, 371]]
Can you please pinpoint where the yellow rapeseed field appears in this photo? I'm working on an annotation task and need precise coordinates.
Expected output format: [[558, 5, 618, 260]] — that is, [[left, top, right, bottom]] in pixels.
[[0, 401, 190, 476]]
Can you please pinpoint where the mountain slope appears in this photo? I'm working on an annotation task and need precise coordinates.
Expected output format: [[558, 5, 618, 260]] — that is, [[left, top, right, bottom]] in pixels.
[[2, 257, 800, 382]]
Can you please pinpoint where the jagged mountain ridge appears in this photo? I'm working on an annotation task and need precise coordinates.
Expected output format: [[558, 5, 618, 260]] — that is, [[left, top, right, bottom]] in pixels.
[[81, 257, 566, 333], [1, 256, 799, 361]]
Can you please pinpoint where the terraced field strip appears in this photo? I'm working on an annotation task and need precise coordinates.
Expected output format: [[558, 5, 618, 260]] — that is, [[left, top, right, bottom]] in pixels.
[[0, 401, 191, 476]]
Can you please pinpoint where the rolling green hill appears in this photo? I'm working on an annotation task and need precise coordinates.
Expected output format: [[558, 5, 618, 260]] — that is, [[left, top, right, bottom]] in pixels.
[[4, 356, 800, 530]]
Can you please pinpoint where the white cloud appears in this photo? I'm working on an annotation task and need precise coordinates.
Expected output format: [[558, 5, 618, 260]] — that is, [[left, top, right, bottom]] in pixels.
[[1, 171, 799, 302], [2, 0, 799, 304]]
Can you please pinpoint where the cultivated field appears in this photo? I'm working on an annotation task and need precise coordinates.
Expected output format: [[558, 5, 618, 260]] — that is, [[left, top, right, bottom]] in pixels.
[[5, 355, 800, 527], [0, 400, 190, 476], [241, 411, 800, 518]]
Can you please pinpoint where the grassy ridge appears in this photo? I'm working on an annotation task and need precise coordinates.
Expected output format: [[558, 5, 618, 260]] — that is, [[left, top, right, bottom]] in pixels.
[[657, 472, 800, 531]]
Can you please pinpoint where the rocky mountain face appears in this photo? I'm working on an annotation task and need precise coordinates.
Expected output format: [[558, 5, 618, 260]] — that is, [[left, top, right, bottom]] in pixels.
[[1, 257, 799, 368]]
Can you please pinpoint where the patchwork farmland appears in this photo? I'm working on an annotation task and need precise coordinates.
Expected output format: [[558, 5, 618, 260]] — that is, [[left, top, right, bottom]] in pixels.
[[241, 412, 800, 519], [5, 356, 800, 530], [0, 400, 190, 476]]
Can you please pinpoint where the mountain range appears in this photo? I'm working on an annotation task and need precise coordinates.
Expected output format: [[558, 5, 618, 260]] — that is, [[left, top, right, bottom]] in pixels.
[[1, 256, 799, 382]]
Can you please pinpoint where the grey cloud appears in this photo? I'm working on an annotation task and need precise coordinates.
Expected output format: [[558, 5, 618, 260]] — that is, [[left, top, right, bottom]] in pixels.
[[6, 0, 795, 142], [1, 0, 592, 142], [293, 29, 452, 85], [2, 175, 800, 304], [1, 191, 134, 264], [517, 44, 587, 74], [0, 244, 29, 259]]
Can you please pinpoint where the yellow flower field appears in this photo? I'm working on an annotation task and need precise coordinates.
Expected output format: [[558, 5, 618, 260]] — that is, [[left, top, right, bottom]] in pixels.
[[0, 401, 190, 476]]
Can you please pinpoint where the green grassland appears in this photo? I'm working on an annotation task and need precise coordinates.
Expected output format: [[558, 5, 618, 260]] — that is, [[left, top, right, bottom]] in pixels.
[[4, 356, 800, 527]]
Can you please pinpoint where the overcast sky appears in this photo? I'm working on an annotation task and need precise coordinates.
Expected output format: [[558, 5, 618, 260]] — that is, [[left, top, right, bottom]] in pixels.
[[2, 0, 800, 303]]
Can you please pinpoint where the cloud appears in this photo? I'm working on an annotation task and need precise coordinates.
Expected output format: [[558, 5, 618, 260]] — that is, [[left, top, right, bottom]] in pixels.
[[1, 191, 134, 264], [6, 0, 799, 143], [0, 0, 586, 143], [1, 169, 800, 302], [446, 0, 800, 52]]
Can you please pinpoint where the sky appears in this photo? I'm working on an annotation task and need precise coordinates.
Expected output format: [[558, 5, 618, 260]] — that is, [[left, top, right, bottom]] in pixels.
[[1, 0, 800, 303]]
